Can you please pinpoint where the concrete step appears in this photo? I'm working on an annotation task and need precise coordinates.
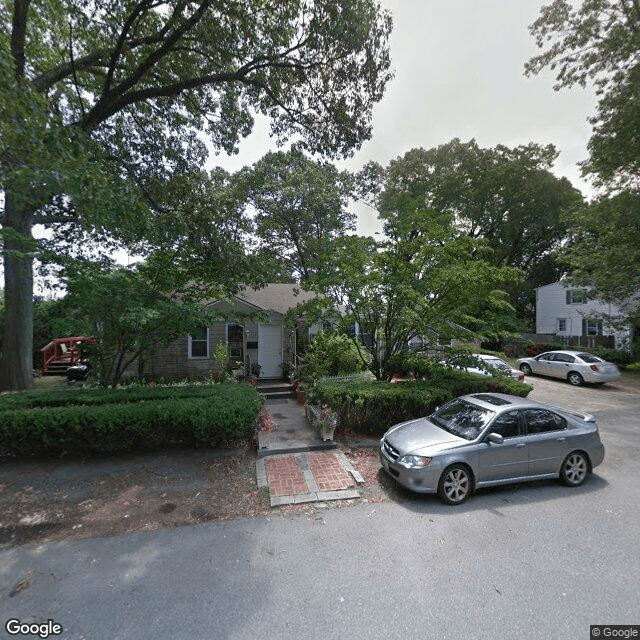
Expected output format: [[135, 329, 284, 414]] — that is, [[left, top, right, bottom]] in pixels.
[[257, 381, 296, 400]]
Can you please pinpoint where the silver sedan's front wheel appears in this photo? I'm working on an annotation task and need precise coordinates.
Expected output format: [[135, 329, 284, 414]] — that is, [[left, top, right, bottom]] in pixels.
[[560, 451, 589, 487], [438, 464, 472, 505]]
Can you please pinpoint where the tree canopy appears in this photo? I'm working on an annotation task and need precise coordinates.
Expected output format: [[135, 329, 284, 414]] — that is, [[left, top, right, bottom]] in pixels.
[[526, 0, 640, 188], [0, 0, 393, 390], [240, 149, 355, 282], [362, 139, 582, 321]]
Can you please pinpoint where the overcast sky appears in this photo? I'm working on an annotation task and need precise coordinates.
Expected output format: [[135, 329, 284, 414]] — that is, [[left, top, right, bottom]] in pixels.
[[209, 0, 599, 236]]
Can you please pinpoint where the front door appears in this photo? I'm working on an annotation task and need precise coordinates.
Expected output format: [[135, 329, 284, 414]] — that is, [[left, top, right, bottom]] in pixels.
[[258, 324, 283, 379]]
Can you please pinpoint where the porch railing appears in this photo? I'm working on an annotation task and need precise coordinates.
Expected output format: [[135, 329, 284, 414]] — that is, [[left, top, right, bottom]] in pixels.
[[41, 336, 96, 375]]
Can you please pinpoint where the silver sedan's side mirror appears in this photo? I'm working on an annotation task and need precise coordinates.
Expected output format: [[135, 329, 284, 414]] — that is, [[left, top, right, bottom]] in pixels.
[[486, 433, 504, 445]]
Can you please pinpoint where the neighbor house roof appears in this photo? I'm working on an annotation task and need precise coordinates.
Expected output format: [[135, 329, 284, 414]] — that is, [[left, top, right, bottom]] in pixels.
[[236, 284, 318, 315]]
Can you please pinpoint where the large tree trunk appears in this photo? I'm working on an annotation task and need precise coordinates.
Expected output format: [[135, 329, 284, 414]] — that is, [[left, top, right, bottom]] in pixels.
[[1, 193, 36, 390]]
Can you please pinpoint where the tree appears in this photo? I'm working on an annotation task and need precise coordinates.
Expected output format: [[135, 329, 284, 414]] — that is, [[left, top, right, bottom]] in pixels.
[[562, 191, 640, 323], [525, 0, 640, 187], [368, 140, 582, 321], [0, 0, 393, 390], [307, 210, 519, 379], [61, 259, 231, 387], [240, 149, 355, 281]]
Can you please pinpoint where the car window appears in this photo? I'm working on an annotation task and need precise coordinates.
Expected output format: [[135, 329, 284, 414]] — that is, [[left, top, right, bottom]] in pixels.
[[576, 353, 603, 364], [431, 399, 496, 441], [523, 409, 567, 434], [490, 411, 520, 438], [537, 353, 555, 361], [485, 358, 510, 371], [554, 353, 575, 363]]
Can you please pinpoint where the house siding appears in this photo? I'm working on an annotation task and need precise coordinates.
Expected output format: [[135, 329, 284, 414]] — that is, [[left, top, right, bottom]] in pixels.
[[143, 298, 297, 381], [536, 282, 631, 350]]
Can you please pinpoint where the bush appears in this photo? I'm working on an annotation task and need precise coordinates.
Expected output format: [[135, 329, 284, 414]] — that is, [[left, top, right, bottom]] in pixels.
[[314, 366, 531, 436], [383, 351, 437, 378], [0, 383, 261, 459], [298, 331, 368, 382]]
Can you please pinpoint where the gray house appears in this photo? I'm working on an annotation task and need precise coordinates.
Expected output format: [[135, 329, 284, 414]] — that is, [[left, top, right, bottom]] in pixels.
[[535, 281, 632, 350], [143, 284, 318, 380]]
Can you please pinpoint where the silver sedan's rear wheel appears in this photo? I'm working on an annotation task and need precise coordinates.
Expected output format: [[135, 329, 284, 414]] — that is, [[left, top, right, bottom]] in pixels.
[[519, 363, 532, 376], [560, 451, 589, 486], [438, 464, 472, 505], [567, 371, 584, 386]]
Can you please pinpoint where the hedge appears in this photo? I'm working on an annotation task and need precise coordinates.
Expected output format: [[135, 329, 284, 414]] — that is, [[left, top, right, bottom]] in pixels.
[[314, 367, 532, 437], [0, 383, 261, 459], [0, 384, 239, 411]]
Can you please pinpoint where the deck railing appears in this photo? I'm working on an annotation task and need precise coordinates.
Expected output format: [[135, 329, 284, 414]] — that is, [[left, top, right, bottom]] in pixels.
[[41, 336, 95, 375]]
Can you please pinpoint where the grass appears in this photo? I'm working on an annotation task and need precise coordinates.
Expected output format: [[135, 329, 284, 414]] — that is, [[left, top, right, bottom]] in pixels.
[[258, 486, 270, 504], [34, 375, 67, 390]]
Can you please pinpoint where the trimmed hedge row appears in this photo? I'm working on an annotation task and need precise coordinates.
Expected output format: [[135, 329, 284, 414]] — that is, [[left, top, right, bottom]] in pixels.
[[314, 368, 532, 437], [0, 384, 237, 411], [0, 383, 261, 459]]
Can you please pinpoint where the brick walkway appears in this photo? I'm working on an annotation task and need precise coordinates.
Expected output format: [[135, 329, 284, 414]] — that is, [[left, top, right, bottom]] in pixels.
[[266, 457, 309, 497], [309, 452, 357, 491], [257, 451, 364, 506]]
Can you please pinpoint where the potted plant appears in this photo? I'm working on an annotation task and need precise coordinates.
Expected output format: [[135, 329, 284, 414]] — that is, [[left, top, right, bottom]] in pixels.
[[316, 404, 338, 442]]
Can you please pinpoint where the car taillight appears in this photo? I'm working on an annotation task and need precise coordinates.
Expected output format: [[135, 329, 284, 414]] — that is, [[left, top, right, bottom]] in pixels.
[[590, 365, 598, 371], [518, 373, 525, 382]]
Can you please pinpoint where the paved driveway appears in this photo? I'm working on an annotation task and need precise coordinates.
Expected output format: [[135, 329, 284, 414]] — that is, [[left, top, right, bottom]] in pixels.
[[525, 373, 640, 468]]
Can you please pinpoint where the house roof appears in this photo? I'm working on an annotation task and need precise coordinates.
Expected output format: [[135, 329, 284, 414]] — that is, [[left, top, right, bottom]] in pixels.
[[236, 284, 318, 315]]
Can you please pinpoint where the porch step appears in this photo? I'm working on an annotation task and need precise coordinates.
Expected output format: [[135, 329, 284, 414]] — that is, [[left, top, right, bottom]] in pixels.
[[257, 381, 296, 400], [43, 360, 72, 376]]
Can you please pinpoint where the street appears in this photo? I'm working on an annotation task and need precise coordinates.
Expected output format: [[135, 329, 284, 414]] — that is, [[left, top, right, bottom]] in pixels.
[[1, 376, 639, 640]]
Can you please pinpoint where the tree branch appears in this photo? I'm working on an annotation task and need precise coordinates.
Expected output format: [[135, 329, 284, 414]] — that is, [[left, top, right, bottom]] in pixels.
[[10, 0, 31, 79]]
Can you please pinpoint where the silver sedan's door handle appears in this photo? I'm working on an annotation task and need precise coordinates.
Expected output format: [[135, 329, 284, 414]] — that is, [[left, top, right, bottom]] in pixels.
[[516, 443, 526, 448], [556, 437, 566, 442]]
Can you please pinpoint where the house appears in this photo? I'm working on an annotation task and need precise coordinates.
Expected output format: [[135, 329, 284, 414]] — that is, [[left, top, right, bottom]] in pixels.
[[144, 284, 319, 381], [535, 281, 633, 350]]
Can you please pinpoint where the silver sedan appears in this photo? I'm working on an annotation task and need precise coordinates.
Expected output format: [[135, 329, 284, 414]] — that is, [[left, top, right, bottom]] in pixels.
[[379, 393, 605, 505], [517, 350, 621, 386]]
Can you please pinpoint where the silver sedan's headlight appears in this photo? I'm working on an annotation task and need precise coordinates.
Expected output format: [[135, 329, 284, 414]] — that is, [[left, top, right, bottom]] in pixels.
[[398, 455, 432, 469]]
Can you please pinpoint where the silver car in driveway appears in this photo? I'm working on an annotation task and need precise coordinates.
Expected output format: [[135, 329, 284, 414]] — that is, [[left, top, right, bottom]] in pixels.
[[444, 353, 525, 382], [379, 393, 604, 505], [517, 350, 621, 386]]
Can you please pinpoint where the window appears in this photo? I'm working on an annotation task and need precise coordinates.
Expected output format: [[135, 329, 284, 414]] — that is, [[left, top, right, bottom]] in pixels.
[[554, 353, 575, 363], [557, 318, 567, 333], [566, 289, 588, 304], [189, 327, 209, 358], [583, 319, 603, 336], [490, 411, 520, 439], [523, 409, 566, 434]]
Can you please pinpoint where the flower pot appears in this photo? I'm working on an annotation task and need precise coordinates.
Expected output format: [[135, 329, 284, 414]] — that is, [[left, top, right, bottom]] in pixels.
[[319, 424, 336, 442]]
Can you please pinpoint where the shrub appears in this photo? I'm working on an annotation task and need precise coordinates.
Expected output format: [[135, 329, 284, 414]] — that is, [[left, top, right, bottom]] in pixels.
[[314, 366, 531, 437], [383, 351, 436, 378], [0, 383, 261, 459], [298, 331, 368, 382]]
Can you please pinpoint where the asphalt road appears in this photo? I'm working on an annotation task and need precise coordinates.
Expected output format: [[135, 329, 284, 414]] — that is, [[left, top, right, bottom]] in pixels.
[[1, 376, 638, 640]]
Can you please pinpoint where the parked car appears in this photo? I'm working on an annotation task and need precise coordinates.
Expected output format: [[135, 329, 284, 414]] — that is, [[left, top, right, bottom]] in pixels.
[[517, 350, 621, 386], [443, 353, 525, 382], [379, 392, 604, 504]]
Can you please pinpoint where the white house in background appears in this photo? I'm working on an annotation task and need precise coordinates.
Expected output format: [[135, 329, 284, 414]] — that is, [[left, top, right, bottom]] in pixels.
[[536, 281, 632, 350]]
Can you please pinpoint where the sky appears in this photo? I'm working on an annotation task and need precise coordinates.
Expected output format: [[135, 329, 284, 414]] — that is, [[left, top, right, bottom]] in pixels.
[[207, 0, 599, 236]]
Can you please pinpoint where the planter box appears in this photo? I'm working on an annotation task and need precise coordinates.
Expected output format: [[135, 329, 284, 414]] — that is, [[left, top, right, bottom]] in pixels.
[[306, 403, 336, 441]]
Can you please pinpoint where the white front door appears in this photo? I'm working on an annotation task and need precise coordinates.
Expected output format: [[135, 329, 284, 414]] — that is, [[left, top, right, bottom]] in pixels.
[[258, 324, 283, 379]]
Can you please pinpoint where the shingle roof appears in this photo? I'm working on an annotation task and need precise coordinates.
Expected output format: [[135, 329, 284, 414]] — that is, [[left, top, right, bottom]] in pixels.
[[236, 284, 318, 314]]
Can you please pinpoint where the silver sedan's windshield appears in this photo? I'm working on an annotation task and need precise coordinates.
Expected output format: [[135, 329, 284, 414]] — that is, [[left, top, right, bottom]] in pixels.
[[431, 399, 496, 441]]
